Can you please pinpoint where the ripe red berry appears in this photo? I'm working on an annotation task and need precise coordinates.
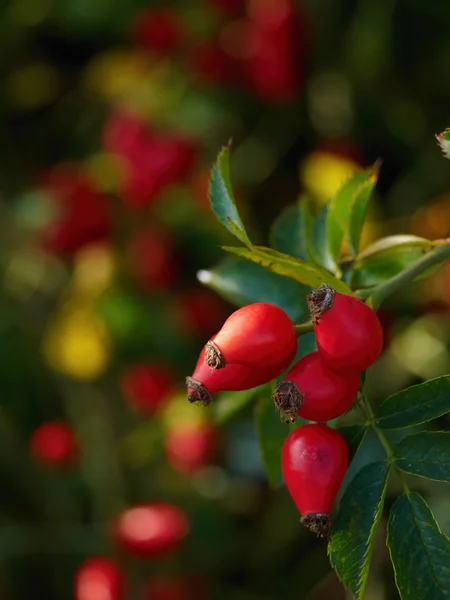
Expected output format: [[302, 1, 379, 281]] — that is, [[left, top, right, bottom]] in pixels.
[[204, 302, 296, 371], [75, 557, 123, 600], [120, 364, 175, 415], [187, 337, 296, 406], [176, 288, 230, 338], [308, 284, 384, 371], [282, 423, 348, 539], [29, 421, 77, 467], [114, 503, 189, 558], [164, 423, 218, 475], [273, 351, 360, 423]]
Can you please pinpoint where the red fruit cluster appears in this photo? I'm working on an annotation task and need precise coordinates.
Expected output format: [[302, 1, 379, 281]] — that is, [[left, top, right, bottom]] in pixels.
[[185, 303, 297, 406], [273, 284, 383, 423], [103, 111, 197, 209], [38, 164, 110, 256]]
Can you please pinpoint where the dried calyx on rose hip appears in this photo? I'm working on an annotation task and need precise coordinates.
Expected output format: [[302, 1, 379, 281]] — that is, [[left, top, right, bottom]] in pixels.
[[282, 423, 348, 539], [273, 351, 360, 423], [187, 340, 296, 407], [204, 302, 296, 370], [308, 284, 383, 372]]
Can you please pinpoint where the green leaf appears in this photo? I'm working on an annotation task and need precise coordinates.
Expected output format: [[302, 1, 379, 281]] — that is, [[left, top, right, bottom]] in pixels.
[[336, 423, 367, 461], [394, 431, 450, 482], [269, 199, 313, 261], [208, 144, 251, 245], [221, 245, 353, 294], [327, 165, 379, 265], [329, 461, 389, 599], [348, 161, 381, 255], [376, 376, 450, 429], [212, 386, 265, 424], [436, 129, 450, 160], [350, 235, 434, 288], [255, 384, 288, 488], [197, 257, 308, 322], [309, 205, 335, 272], [387, 492, 450, 600]]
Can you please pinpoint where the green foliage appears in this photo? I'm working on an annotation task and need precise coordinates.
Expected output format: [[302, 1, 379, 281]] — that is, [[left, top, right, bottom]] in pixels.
[[212, 386, 267, 424], [350, 235, 434, 288], [387, 493, 450, 600], [336, 423, 367, 461], [326, 164, 379, 266], [197, 257, 308, 321], [376, 376, 450, 429], [208, 144, 251, 246], [309, 205, 335, 272], [394, 431, 450, 482], [254, 384, 286, 489], [329, 461, 389, 599], [221, 245, 353, 293], [269, 201, 312, 261], [436, 129, 450, 160]]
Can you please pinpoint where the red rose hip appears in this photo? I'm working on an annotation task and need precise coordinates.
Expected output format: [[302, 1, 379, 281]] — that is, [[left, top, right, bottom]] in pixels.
[[282, 423, 348, 539], [273, 351, 360, 423], [119, 364, 175, 415], [204, 302, 296, 370], [187, 336, 296, 406], [29, 421, 77, 468], [308, 284, 383, 371], [164, 422, 218, 475], [114, 503, 188, 558]]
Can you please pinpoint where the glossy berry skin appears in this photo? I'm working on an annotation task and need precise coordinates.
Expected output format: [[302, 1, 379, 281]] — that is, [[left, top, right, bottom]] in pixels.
[[120, 364, 175, 415], [205, 303, 296, 370], [75, 557, 123, 600], [165, 423, 218, 475], [309, 285, 383, 371], [114, 503, 188, 558], [29, 421, 77, 467], [187, 337, 296, 405], [273, 351, 360, 423], [282, 424, 348, 538]]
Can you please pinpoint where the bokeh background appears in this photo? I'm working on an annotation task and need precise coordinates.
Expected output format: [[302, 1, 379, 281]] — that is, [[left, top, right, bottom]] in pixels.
[[2, 0, 450, 598]]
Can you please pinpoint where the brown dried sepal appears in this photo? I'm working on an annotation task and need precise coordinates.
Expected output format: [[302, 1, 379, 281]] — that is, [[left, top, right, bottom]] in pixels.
[[186, 377, 212, 407], [307, 284, 336, 325], [273, 381, 303, 423], [300, 513, 332, 540], [204, 340, 225, 370]]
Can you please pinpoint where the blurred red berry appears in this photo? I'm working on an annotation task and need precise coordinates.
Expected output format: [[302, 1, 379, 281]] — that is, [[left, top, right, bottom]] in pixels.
[[103, 112, 197, 209], [120, 364, 175, 415], [29, 421, 77, 468], [38, 164, 110, 256], [114, 504, 189, 558], [126, 226, 178, 291], [209, 0, 245, 17], [244, 0, 302, 103], [143, 575, 207, 600], [130, 9, 183, 54], [177, 288, 230, 338], [165, 423, 218, 475], [75, 557, 123, 600]]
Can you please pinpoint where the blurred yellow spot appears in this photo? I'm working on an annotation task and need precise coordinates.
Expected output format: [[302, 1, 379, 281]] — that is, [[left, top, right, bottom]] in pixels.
[[84, 152, 125, 194], [42, 303, 111, 381], [161, 392, 209, 430], [300, 151, 359, 206], [6, 63, 60, 110], [72, 243, 116, 297]]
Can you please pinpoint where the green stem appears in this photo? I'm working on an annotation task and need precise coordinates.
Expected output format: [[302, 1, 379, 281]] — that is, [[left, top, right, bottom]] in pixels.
[[294, 322, 314, 336], [360, 391, 410, 495], [357, 240, 450, 306]]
